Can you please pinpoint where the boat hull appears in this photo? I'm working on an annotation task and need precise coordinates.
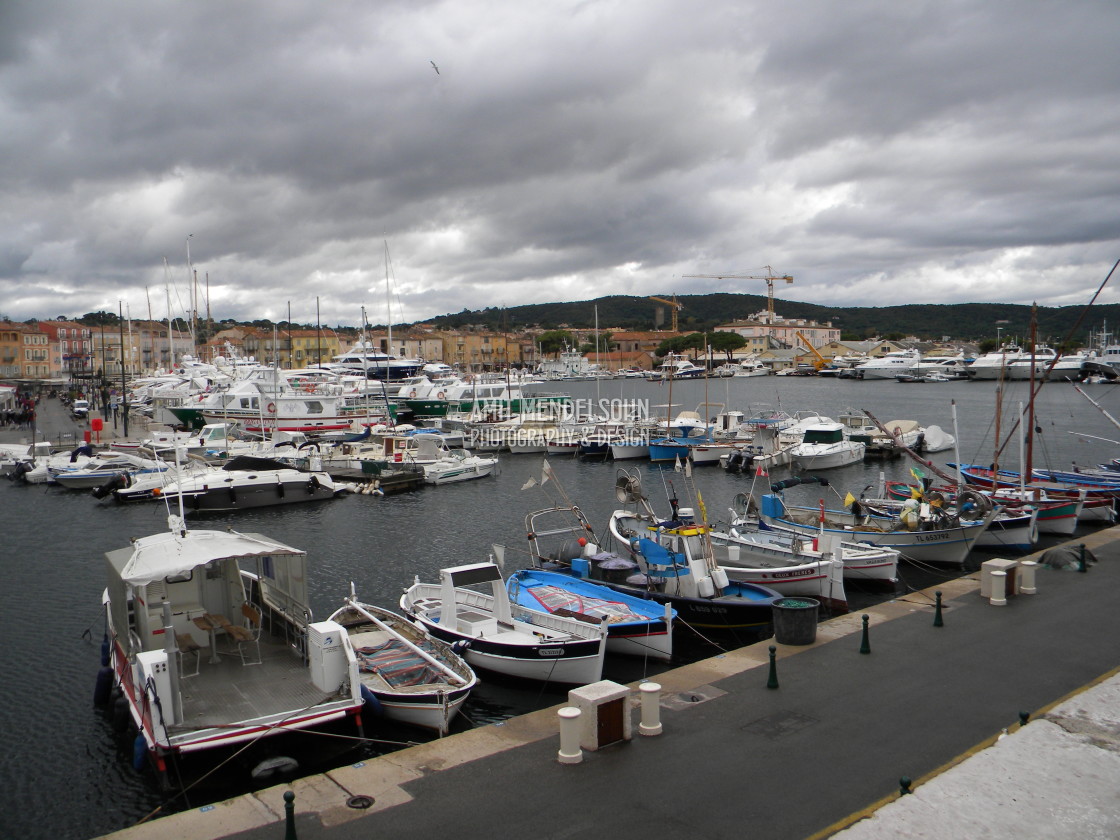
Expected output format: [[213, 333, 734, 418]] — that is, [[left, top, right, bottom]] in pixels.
[[759, 494, 991, 565]]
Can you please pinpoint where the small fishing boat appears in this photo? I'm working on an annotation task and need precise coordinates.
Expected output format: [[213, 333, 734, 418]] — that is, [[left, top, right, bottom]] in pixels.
[[787, 420, 866, 470], [506, 567, 675, 662], [758, 487, 994, 566], [328, 588, 478, 735], [400, 562, 609, 685], [95, 518, 365, 787]]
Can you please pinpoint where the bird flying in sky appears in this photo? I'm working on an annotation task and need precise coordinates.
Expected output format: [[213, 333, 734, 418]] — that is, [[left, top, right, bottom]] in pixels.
[[430, 60, 439, 75]]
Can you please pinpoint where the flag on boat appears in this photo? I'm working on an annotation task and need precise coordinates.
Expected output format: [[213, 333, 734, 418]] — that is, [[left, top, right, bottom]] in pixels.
[[521, 476, 537, 490], [674, 455, 683, 473], [755, 464, 768, 477], [540, 458, 553, 486], [844, 492, 856, 507], [910, 466, 926, 484]]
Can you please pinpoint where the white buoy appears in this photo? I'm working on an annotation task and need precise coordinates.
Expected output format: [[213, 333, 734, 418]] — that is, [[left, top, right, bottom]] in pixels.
[[638, 682, 663, 736], [1019, 559, 1038, 595], [557, 707, 583, 764], [990, 570, 1008, 606]]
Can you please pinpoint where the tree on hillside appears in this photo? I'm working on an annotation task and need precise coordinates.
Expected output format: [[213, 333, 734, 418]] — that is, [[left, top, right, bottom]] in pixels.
[[81, 310, 119, 326], [538, 329, 574, 356]]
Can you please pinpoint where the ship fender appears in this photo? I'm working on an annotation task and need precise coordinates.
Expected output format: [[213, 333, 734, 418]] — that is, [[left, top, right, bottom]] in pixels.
[[132, 734, 148, 771], [93, 665, 114, 708], [112, 696, 131, 731]]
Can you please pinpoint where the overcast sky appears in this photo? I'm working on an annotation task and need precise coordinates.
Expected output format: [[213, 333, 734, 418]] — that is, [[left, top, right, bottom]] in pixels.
[[2, 0, 1118, 329]]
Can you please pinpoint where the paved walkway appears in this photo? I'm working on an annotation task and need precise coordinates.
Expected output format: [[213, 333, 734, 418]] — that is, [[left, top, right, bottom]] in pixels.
[[95, 520, 1120, 840]]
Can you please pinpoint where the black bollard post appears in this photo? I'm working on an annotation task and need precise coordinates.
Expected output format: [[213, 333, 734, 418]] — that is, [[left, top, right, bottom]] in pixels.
[[1078, 544, 1087, 573], [284, 791, 297, 840], [933, 591, 944, 627], [859, 614, 871, 654], [899, 776, 912, 795], [767, 644, 779, 689], [1019, 710, 1031, 727]]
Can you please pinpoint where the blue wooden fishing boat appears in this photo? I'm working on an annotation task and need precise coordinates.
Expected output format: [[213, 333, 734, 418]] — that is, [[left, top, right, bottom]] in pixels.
[[506, 567, 675, 662]]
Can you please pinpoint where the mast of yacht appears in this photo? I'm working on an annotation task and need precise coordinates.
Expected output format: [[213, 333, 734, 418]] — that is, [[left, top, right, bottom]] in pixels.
[[384, 240, 393, 378]]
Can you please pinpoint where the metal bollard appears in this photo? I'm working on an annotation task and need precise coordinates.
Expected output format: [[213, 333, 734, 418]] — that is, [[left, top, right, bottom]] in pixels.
[[1019, 560, 1038, 595], [859, 614, 871, 654], [557, 706, 583, 764], [989, 570, 1008, 606], [638, 682, 663, 736], [767, 645, 779, 689], [284, 791, 297, 840], [933, 590, 944, 627]]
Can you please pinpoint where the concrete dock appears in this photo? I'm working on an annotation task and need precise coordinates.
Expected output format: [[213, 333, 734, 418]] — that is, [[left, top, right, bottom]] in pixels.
[[8, 396, 1120, 839], [102, 534, 1120, 839]]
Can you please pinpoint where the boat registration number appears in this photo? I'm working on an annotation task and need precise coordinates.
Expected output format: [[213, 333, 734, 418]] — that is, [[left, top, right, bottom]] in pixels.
[[538, 648, 564, 657]]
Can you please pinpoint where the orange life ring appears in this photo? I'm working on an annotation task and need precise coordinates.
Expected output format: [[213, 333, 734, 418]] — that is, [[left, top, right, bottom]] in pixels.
[[266, 402, 277, 415], [303, 383, 315, 393], [436, 390, 446, 399], [407, 389, 418, 398]]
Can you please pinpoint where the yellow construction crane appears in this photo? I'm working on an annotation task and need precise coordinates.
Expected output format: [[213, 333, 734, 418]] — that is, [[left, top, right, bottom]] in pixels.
[[647, 295, 683, 332], [796, 331, 829, 370], [681, 265, 793, 323]]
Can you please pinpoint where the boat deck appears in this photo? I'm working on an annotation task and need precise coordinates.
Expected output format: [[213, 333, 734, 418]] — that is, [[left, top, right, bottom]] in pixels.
[[174, 635, 336, 732]]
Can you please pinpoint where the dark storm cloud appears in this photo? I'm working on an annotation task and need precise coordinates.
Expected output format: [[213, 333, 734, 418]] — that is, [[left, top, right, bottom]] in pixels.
[[2, 0, 1118, 327]]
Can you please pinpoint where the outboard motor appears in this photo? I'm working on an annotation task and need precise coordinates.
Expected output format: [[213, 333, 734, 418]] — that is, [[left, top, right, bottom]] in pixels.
[[92, 473, 129, 499]]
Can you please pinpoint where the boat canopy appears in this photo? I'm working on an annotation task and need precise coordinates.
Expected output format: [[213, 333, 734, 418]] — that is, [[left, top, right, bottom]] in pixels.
[[109, 528, 304, 586]]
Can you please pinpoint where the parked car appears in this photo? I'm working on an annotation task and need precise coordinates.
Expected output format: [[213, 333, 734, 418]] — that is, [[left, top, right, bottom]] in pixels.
[[72, 399, 90, 418]]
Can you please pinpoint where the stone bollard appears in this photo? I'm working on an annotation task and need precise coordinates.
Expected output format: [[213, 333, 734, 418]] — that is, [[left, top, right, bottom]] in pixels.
[[638, 682, 663, 736], [557, 707, 583, 764], [1019, 560, 1038, 595], [990, 570, 1008, 606]]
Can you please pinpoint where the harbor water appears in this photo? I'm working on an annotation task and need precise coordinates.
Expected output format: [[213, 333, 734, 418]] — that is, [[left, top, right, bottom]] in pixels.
[[2, 373, 1117, 839]]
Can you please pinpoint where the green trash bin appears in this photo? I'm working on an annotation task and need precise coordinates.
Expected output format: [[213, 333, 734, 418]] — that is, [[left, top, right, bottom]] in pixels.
[[772, 597, 820, 645]]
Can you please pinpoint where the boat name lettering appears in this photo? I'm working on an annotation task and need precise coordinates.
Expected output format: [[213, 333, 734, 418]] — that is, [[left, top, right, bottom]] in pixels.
[[537, 647, 564, 657]]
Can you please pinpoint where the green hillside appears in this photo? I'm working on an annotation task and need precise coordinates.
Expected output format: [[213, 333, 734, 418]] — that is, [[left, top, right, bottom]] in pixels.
[[429, 294, 1116, 346]]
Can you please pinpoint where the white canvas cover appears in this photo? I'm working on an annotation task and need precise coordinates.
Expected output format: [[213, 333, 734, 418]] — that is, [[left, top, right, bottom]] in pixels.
[[117, 527, 304, 586]]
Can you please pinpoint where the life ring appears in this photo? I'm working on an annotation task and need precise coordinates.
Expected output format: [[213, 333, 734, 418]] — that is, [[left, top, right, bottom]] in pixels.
[[266, 402, 277, 415], [437, 390, 447, 399], [406, 389, 418, 398], [303, 383, 315, 393]]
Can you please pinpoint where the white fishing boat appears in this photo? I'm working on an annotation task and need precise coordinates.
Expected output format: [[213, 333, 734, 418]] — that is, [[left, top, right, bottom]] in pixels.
[[788, 420, 866, 470], [399, 562, 608, 685], [758, 487, 994, 565], [95, 518, 364, 787], [328, 588, 477, 735], [420, 446, 500, 485]]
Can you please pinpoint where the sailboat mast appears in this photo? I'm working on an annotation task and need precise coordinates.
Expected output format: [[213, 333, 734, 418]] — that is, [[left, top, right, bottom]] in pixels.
[[385, 241, 392, 359], [1025, 304, 1038, 473]]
